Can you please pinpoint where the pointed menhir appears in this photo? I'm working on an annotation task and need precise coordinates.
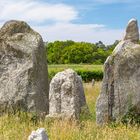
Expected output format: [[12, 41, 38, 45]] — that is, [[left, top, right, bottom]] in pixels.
[[124, 18, 139, 43]]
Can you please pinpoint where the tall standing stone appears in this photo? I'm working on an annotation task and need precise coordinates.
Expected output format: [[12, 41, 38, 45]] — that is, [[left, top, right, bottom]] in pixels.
[[96, 19, 140, 125], [124, 18, 139, 43], [0, 20, 49, 114], [48, 69, 88, 119]]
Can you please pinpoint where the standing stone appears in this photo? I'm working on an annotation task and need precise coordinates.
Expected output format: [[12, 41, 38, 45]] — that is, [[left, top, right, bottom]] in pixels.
[[28, 128, 49, 140], [124, 18, 139, 43], [96, 19, 140, 125], [0, 20, 49, 114], [92, 79, 95, 87], [48, 69, 88, 119]]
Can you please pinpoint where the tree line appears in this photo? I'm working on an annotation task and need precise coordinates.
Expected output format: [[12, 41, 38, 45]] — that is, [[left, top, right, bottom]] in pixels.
[[45, 40, 119, 64]]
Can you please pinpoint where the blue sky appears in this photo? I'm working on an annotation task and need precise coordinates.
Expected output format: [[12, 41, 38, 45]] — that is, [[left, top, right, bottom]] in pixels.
[[0, 0, 140, 44], [45, 0, 140, 28]]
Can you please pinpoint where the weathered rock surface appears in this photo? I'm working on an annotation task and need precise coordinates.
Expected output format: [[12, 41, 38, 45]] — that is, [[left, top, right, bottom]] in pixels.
[[28, 128, 49, 140], [96, 19, 140, 125], [48, 69, 88, 119], [124, 18, 139, 43], [0, 20, 49, 114]]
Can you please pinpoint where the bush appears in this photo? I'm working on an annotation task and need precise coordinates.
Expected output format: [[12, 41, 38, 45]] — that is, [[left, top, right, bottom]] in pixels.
[[76, 70, 103, 82], [48, 69, 103, 82], [121, 106, 140, 125]]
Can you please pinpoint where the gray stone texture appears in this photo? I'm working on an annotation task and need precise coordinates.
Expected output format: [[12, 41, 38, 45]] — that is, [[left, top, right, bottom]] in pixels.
[[124, 18, 139, 43], [96, 19, 140, 125], [48, 69, 88, 119], [28, 128, 49, 140], [0, 20, 49, 115]]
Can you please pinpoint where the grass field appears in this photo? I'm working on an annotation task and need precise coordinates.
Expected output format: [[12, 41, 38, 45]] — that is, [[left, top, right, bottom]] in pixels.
[[48, 64, 104, 81], [48, 64, 103, 72], [0, 82, 140, 140]]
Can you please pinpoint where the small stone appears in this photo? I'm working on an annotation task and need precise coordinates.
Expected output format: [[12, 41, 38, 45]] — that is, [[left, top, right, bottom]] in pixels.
[[92, 79, 95, 87], [28, 128, 49, 140]]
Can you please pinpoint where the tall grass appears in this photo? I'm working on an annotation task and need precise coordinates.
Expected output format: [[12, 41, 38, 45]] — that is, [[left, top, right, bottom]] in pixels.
[[0, 82, 140, 140]]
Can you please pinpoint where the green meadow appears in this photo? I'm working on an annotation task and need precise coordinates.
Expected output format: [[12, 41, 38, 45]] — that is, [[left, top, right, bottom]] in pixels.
[[48, 64, 103, 82], [1, 82, 140, 140]]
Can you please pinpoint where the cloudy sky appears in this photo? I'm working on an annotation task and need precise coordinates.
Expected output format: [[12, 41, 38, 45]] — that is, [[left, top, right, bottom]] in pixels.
[[0, 0, 140, 44]]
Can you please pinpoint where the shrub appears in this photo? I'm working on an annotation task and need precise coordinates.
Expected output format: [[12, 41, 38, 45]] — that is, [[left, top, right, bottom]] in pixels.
[[121, 106, 140, 125], [76, 70, 103, 82], [48, 69, 103, 82]]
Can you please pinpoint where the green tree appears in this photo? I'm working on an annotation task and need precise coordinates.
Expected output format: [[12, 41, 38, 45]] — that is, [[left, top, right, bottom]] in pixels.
[[46, 40, 116, 64]]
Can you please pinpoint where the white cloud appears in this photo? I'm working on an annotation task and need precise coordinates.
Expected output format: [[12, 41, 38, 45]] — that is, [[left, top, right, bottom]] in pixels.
[[33, 23, 123, 45], [0, 0, 124, 45], [0, 22, 3, 27], [94, 0, 134, 4], [0, 0, 78, 23]]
